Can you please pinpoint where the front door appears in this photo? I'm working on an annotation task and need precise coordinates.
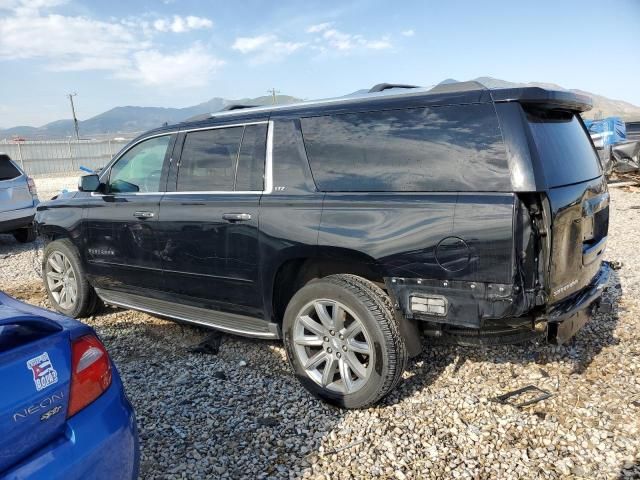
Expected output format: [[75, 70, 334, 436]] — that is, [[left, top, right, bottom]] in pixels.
[[83, 134, 174, 292], [157, 121, 268, 318]]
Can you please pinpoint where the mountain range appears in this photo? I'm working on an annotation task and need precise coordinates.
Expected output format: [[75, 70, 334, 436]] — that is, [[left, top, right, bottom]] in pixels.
[[0, 95, 302, 140], [2, 77, 639, 140]]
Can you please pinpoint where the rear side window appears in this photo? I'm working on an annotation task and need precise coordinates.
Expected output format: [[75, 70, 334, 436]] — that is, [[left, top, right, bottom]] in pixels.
[[300, 104, 509, 192], [0, 154, 21, 181], [236, 124, 267, 191], [526, 108, 601, 188], [177, 124, 267, 192], [178, 127, 243, 192]]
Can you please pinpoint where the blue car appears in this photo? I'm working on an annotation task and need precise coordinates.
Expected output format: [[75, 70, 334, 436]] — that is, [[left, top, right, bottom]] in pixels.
[[0, 292, 138, 479]]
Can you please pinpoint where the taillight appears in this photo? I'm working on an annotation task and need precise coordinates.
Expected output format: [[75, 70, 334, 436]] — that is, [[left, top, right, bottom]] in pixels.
[[26, 177, 38, 197], [67, 335, 112, 418]]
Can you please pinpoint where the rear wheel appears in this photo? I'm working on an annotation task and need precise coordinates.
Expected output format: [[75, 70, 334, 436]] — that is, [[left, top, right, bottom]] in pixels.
[[42, 239, 99, 318], [283, 274, 407, 408], [13, 225, 36, 243]]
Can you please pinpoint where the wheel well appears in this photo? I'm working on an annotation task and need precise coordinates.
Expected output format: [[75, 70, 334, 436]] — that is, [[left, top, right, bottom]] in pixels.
[[272, 257, 385, 324]]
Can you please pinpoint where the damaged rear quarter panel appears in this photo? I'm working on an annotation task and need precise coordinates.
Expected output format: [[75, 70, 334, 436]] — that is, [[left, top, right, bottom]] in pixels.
[[318, 192, 517, 326]]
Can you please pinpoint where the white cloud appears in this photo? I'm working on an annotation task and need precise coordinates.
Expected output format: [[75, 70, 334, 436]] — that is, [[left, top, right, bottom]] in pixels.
[[316, 28, 392, 52], [118, 46, 224, 88], [232, 34, 275, 54], [0, 13, 145, 61], [401, 29, 415, 37], [0, 3, 223, 88], [306, 22, 333, 33], [232, 34, 304, 63], [153, 15, 212, 33], [363, 38, 392, 49], [0, 0, 67, 15]]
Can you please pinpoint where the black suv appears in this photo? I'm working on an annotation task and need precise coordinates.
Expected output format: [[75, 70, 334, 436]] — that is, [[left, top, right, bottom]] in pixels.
[[36, 82, 610, 408]]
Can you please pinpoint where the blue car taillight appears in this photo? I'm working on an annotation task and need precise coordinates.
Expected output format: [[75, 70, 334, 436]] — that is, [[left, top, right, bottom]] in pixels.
[[67, 335, 112, 418]]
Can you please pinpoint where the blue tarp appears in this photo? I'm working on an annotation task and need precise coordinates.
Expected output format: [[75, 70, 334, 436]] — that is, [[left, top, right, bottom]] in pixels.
[[584, 117, 626, 148]]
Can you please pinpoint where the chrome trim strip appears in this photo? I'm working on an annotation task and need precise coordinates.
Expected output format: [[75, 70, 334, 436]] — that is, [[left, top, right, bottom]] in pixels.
[[264, 120, 274, 194], [96, 292, 278, 339], [181, 120, 268, 133], [163, 191, 262, 195]]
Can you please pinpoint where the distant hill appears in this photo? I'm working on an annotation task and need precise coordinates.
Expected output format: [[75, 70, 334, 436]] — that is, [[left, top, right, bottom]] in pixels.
[[2, 78, 639, 140], [0, 95, 301, 140]]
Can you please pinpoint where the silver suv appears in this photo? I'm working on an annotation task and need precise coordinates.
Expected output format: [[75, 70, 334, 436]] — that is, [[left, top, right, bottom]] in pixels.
[[0, 153, 38, 243]]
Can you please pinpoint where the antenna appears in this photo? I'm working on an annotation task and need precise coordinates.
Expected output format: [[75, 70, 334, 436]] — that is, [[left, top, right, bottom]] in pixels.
[[67, 92, 80, 140], [267, 88, 281, 104]]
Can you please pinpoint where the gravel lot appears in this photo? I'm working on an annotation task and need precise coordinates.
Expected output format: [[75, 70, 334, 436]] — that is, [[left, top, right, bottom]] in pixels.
[[1, 179, 639, 479]]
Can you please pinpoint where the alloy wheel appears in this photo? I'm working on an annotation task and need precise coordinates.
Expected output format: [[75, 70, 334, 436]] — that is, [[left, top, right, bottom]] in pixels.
[[45, 251, 78, 310], [292, 299, 373, 394]]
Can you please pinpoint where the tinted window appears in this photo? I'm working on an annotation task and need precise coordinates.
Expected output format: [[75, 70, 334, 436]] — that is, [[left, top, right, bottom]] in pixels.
[[301, 104, 509, 192], [526, 108, 601, 188], [178, 127, 243, 192], [109, 135, 170, 193], [0, 155, 21, 181], [235, 124, 267, 191]]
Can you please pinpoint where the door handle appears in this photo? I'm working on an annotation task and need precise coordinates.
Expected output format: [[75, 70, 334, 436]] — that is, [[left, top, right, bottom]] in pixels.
[[133, 211, 155, 219], [222, 213, 251, 222]]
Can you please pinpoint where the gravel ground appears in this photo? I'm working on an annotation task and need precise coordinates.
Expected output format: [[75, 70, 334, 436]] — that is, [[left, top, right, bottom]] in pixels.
[[0, 181, 639, 479], [32, 174, 78, 201]]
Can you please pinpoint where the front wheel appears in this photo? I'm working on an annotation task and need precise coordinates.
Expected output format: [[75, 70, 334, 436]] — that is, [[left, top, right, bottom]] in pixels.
[[42, 239, 100, 318], [283, 274, 407, 408]]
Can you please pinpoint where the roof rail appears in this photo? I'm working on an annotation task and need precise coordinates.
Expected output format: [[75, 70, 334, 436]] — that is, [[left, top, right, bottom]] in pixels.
[[221, 104, 260, 111], [369, 83, 419, 93]]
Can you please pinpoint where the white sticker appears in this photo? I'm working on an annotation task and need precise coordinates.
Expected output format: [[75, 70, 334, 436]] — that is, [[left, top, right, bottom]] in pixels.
[[27, 352, 59, 391]]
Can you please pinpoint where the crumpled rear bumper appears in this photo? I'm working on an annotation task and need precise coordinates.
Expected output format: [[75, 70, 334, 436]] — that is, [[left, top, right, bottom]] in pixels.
[[543, 262, 611, 344]]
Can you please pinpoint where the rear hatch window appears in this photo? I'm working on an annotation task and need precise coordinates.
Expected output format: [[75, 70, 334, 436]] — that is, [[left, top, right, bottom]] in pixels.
[[0, 155, 21, 181], [525, 108, 601, 187]]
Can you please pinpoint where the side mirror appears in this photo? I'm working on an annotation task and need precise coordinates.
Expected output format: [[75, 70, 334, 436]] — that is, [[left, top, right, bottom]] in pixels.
[[79, 174, 101, 192]]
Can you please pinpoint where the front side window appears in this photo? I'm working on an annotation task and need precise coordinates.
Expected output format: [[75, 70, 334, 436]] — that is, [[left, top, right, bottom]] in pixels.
[[109, 136, 171, 193]]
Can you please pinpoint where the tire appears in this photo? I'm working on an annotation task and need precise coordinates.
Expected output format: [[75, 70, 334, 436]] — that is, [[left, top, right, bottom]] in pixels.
[[42, 239, 99, 318], [13, 225, 36, 243], [283, 274, 407, 408]]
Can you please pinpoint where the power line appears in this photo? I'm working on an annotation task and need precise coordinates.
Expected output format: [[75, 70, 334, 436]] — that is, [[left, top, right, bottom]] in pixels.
[[67, 92, 80, 140], [267, 88, 280, 104]]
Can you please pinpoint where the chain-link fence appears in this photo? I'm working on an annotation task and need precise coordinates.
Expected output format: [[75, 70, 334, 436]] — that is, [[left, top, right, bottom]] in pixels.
[[0, 139, 131, 176]]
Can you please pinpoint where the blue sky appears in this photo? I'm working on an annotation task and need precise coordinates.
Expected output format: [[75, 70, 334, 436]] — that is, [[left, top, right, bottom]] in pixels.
[[1, 0, 639, 127]]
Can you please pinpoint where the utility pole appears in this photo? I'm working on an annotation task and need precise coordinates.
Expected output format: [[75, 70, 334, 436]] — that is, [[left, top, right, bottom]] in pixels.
[[267, 88, 280, 104], [67, 92, 80, 140]]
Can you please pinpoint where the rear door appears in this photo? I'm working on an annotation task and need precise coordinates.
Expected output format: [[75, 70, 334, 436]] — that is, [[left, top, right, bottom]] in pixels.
[[0, 307, 71, 473], [83, 134, 175, 292], [0, 156, 33, 215], [524, 107, 608, 303], [157, 121, 268, 318]]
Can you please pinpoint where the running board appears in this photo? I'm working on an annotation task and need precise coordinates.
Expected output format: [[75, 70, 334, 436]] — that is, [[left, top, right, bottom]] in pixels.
[[95, 288, 280, 339]]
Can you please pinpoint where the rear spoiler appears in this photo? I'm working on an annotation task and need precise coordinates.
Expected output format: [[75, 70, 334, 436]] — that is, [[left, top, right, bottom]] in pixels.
[[0, 305, 61, 330], [491, 87, 593, 113]]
